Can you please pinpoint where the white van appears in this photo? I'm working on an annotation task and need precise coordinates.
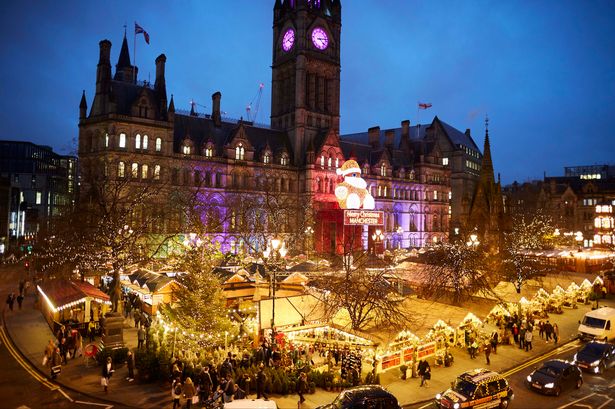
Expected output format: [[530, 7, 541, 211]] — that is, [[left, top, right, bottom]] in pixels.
[[578, 307, 615, 341], [224, 399, 278, 409]]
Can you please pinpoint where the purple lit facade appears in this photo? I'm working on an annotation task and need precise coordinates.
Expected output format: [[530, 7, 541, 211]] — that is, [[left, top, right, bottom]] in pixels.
[[78, 0, 482, 254]]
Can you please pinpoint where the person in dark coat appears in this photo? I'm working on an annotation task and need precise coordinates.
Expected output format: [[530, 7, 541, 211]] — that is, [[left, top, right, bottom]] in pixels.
[[223, 374, 235, 403], [50, 347, 62, 379], [125, 351, 135, 381], [6, 292, 15, 311], [297, 371, 308, 408], [418, 360, 431, 387], [256, 364, 268, 400], [199, 365, 213, 401]]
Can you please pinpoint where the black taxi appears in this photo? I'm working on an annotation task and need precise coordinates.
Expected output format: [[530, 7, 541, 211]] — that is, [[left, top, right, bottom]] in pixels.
[[435, 368, 514, 409]]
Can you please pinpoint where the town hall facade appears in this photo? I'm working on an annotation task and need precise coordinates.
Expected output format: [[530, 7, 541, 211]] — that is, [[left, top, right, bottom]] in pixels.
[[78, 0, 484, 254]]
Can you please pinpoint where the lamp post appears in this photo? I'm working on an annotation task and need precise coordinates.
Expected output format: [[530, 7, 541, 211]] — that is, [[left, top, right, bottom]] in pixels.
[[466, 233, 480, 248], [304, 226, 314, 260], [396, 226, 403, 249], [575, 231, 583, 251], [262, 237, 287, 346], [371, 228, 384, 254]]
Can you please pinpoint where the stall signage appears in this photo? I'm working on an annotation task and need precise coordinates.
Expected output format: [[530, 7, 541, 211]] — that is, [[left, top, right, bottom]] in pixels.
[[381, 352, 402, 370], [344, 210, 384, 226], [403, 347, 415, 363], [417, 341, 436, 359]]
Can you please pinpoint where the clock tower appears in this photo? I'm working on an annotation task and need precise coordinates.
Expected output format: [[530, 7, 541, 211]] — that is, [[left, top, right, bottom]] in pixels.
[[271, 0, 342, 166]]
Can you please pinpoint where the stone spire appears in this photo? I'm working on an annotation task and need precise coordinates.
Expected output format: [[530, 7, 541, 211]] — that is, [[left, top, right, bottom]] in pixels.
[[79, 90, 87, 120]]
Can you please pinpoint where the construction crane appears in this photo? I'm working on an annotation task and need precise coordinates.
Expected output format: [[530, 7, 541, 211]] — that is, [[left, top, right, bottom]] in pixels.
[[246, 83, 265, 123]]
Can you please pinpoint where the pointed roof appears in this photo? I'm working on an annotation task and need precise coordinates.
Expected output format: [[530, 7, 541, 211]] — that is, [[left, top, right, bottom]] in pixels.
[[168, 94, 175, 113], [79, 90, 87, 109], [480, 117, 494, 184], [116, 34, 131, 68]]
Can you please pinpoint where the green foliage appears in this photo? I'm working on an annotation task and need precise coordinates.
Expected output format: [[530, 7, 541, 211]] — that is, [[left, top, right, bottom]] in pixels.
[[135, 349, 162, 381]]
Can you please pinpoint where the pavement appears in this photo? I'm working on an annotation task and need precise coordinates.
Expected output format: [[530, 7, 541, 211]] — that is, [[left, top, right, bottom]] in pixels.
[[2, 285, 601, 409]]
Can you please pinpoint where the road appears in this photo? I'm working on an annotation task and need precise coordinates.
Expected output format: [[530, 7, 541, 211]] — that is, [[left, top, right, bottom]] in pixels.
[[0, 263, 130, 409], [407, 339, 615, 409]]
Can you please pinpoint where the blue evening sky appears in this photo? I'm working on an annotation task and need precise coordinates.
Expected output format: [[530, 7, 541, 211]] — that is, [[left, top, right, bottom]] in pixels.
[[1, 1, 614, 184]]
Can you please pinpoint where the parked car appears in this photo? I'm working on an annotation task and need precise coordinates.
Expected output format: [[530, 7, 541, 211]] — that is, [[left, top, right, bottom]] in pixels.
[[525, 359, 582, 396], [573, 340, 615, 374], [435, 368, 513, 409], [315, 385, 401, 409], [577, 307, 615, 341]]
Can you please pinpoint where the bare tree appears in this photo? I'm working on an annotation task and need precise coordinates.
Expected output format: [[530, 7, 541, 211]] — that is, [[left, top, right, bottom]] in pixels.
[[417, 241, 495, 306]]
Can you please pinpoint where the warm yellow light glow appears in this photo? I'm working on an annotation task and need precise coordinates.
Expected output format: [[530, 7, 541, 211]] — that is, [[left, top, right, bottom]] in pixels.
[[271, 238, 281, 251]]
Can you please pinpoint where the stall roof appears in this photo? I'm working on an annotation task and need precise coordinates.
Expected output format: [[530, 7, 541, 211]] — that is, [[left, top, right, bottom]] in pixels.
[[126, 269, 180, 293], [37, 279, 110, 311]]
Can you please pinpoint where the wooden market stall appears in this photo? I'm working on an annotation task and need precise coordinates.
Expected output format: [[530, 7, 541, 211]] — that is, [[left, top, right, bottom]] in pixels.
[[121, 269, 181, 315], [37, 279, 111, 335]]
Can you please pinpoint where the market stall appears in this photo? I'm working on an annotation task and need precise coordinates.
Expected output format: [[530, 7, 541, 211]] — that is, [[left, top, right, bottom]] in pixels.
[[37, 279, 111, 334], [457, 313, 485, 348], [121, 269, 182, 315]]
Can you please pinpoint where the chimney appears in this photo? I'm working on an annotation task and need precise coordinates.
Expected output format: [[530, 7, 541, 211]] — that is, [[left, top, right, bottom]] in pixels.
[[96, 40, 112, 92], [212, 91, 222, 126], [368, 126, 380, 149], [155, 54, 166, 91], [384, 129, 395, 148], [465, 129, 471, 137], [401, 120, 410, 138]]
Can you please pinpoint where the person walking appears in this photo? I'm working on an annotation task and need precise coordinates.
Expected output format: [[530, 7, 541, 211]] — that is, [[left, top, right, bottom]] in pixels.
[[16, 293, 24, 310], [256, 363, 268, 400], [101, 356, 114, 393], [183, 377, 196, 408], [125, 351, 135, 382], [6, 292, 15, 311], [544, 321, 553, 342], [137, 325, 146, 350], [519, 326, 526, 350], [87, 319, 96, 343], [490, 331, 498, 354], [297, 372, 308, 409], [50, 347, 62, 379], [524, 328, 533, 351], [172, 377, 182, 409], [512, 323, 519, 344], [485, 342, 492, 365], [553, 323, 560, 344], [538, 320, 544, 339]]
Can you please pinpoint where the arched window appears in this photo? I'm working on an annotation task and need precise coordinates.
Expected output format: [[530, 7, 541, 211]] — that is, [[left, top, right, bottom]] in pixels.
[[205, 145, 214, 158], [142, 135, 148, 150], [118, 133, 126, 148], [235, 143, 245, 160], [264, 153, 270, 164], [320, 155, 325, 167], [153, 165, 161, 180], [381, 163, 386, 176], [135, 134, 141, 149], [131, 163, 139, 178], [141, 164, 148, 179], [335, 157, 339, 168], [327, 157, 332, 168], [117, 161, 125, 178], [105, 133, 109, 148], [281, 155, 288, 166], [155, 137, 162, 152], [183, 144, 191, 155]]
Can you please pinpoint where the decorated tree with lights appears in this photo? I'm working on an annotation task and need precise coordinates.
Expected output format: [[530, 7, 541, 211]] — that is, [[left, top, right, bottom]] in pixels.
[[417, 240, 495, 306], [500, 212, 558, 293]]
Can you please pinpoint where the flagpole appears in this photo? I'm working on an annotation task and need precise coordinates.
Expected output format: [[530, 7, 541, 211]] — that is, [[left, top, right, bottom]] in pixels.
[[133, 22, 137, 84]]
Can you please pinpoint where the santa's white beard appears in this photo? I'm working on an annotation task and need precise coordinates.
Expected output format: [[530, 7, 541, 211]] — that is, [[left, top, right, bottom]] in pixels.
[[344, 176, 367, 189]]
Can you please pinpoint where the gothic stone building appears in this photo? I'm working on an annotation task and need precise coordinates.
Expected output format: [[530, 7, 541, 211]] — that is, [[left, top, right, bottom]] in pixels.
[[78, 0, 482, 254]]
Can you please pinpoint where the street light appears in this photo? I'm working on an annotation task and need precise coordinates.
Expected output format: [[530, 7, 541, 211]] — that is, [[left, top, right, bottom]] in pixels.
[[262, 237, 287, 346], [396, 226, 403, 249], [372, 228, 384, 254], [466, 233, 480, 247]]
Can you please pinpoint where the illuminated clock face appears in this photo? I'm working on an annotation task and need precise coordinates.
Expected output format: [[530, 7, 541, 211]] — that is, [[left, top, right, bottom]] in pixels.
[[311, 27, 329, 50], [282, 29, 295, 52]]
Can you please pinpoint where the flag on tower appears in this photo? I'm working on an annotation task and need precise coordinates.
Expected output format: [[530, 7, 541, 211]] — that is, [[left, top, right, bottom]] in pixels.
[[418, 102, 432, 110], [135, 22, 150, 44]]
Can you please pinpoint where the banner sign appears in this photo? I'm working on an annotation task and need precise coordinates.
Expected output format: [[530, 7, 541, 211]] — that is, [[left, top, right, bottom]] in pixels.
[[403, 346, 415, 363], [417, 341, 436, 359], [381, 352, 402, 370], [344, 210, 384, 226]]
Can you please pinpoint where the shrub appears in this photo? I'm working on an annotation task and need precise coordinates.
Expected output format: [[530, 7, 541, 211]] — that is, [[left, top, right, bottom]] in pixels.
[[135, 349, 162, 382]]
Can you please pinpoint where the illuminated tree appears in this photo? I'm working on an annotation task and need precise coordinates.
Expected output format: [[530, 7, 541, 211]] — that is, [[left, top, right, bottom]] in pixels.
[[500, 212, 557, 293]]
